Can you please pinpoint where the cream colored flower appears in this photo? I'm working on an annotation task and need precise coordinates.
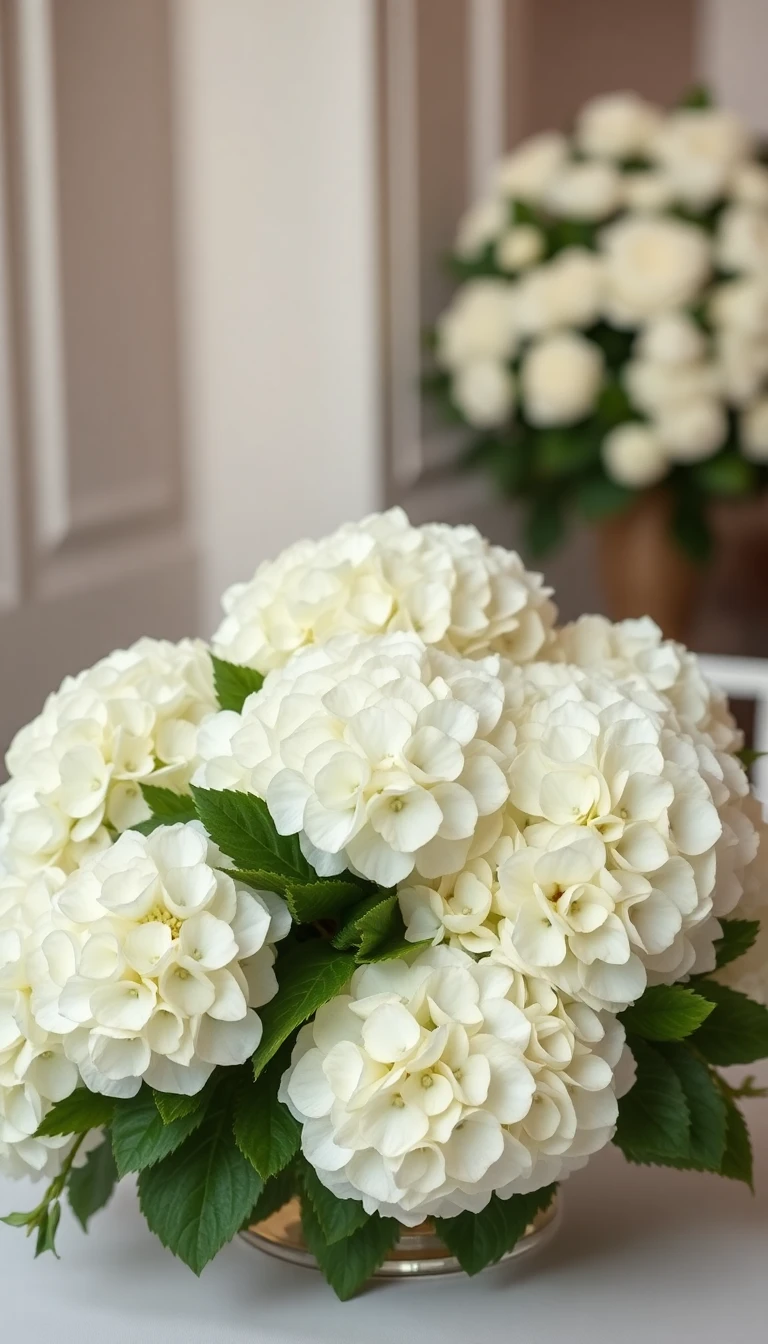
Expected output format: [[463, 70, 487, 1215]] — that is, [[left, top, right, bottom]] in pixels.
[[33, 822, 289, 1098], [576, 92, 662, 160], [741, 397, 768, 462], [213, 508, 556, 672], [494, 132, 568, 203], [436, 280, 518, 371], [624, 358, 721, 417], [495, 225, 544, 272], [516, 248, 603, 335], [652, 108, 751, 209], [716, 329, 768, 406], [602, 423, 669, 489], [545, 161, 621, 221], [453, 360, 515, 428], [196, 635, 512, 889], [601, 215, 711, 326], [655, 399, 727, 463], [0, 639, 216, 878], [731, 162, 768, 209], [636, 314, 706, 366], [521, 332, 604, 426], [717, 205, 768, 275], [622, 171, 675, 213], [455, 197, 507, 259], [0, 870, 79, 1179], [710, 276, 768, 336], [280, 947, 628, 1223]]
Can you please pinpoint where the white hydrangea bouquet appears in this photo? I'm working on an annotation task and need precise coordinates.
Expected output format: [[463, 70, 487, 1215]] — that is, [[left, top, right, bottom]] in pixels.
[[2, 509, 767, 1300], [427, 89, 768, 560]]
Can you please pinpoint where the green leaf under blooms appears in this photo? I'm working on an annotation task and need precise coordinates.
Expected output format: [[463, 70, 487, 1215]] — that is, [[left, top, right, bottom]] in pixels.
[[68, 1136, 119, 1230], [434, 1185, 557, 1277], [111, 1088, 209, 1176], [210, 654, 264, 713], [619, 984, 715, 1041], [138, 1101, 262, 1275], [690, 982, 768, 1065], [35, 1089, 115, 1138], [300, 1197, 399, 1300], [712, 918, 761, 971], [252, 940, 356, 1081]]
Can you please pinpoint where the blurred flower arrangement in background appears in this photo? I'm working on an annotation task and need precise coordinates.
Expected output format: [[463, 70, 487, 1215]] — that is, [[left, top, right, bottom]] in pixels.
[[425, 89, 768, 568]]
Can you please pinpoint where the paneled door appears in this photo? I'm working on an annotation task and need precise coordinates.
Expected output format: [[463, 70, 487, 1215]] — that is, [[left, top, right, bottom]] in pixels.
[[0, 0, 198, 758]]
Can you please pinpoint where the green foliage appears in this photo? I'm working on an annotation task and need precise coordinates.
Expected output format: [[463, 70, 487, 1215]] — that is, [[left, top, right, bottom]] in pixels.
[[2, 1132, 92, 1257], [656, 1045, 727, 1172], [210, 654, 265, 712], [252, 940, 356, 1080], [138, 1101, 262, 1274], [619, 985, 714, 1041], [192, 787, 315, 886], [234, 1057, 300, 1181], [300, 1197, 399, 1300], [139, 784, 197, 825], [679, 83, 714, 109], [248, 1162, 298, 1225], [332, 888, 398, 955], [575, 473, 634, 521], [713, 918, 761, 971], [613, 1038, 691, 1163], [35, 1089, 114, 1138], [111, 1087, 209, 1176], [434, 1185, 557, 1276], [524, 497, 566, 555], [720, 1095, 754, 1190], [737, 747, 767, 768], [671, 492, 713, 565], [284, 877, 369, 924], [694, 452, 757, 496], [300, 1161, 371, 1244], [690, 981, 768, 1065], [153, 1088, 208, 1125], [68, 1136, 119, 1230]]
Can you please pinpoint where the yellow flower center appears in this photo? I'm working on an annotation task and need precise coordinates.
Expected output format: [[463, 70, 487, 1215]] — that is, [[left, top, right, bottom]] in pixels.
[[139, 905, 183, 938]]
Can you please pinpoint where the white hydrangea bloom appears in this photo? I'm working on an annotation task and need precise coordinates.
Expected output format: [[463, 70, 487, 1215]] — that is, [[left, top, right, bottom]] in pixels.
[[196, 635, 513, 889], [435, 280, 518, 370], [213, 509, 556, 673], [651, 107, 751, 209], [0, 639, 217, 877], [716, 813, 768, 1004], [279, 946, 629, 1224], [576, 92, 662, 161], [29, 822, 290, 1098], [400, 658, 756, 1013], [600, 215, 711, 326], [0, 870, 80, 1179]]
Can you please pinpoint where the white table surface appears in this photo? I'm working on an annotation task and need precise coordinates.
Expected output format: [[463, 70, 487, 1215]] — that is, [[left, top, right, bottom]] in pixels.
[[2, 1063, 767, 1344]]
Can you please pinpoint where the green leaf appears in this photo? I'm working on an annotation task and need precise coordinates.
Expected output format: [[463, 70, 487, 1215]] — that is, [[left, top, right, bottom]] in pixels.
[[234, 1059, 300, 1181], [575, 473, 634, 521], [153, 1088, 207, 1125], [221, 867, 298, 897], [139, 784, 197, 824], [679, 83, 713, 109], [595, 378, 633, 427], [536, 428, 599, 479], [284, 878, 368, 924], [112, 1088, 208, 1176], [613, 1038, 690, 1162], [713, 918, 761, 970], [210, 654, 265, 713], [332, 889, 398, 954], [138, 1101, 262, 1275], [191, 787, 315, 886], [68, 1136, 119, 1230], [524, 497, 566, 556], [720, 1095, 754, 1190], [252, 941, 356, 1080], [248, 1162, 298, 1224], [694, 452, 756, 497], [620, 985, 714, 1041], [300, 1160, 370, 1245], [434, 1185, 557, 1277], [672, 494, 713, 565], [35, 1089, 114, 1138], [35, 1200, 61, 1258], [300, 1198, 399, 1300], [657, 1046, 727, 1172], [737, 747, 766, 768], [691, 982, 768, 1065]]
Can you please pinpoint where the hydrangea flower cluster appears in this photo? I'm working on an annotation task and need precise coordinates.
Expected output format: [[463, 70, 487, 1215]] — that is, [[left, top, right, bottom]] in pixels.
[[0, 510, 766, 1300], [213, 508, 556, 672], [399, 658, 757, 1012], [0, 638, 216, 878], [280, 947, 630, 1224], [195, 634, 513, 887], [430, 92, 768, 559]]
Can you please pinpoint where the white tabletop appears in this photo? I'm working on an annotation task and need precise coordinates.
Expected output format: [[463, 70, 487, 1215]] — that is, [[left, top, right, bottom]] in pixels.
[[2, 1063, 768, 1344]]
